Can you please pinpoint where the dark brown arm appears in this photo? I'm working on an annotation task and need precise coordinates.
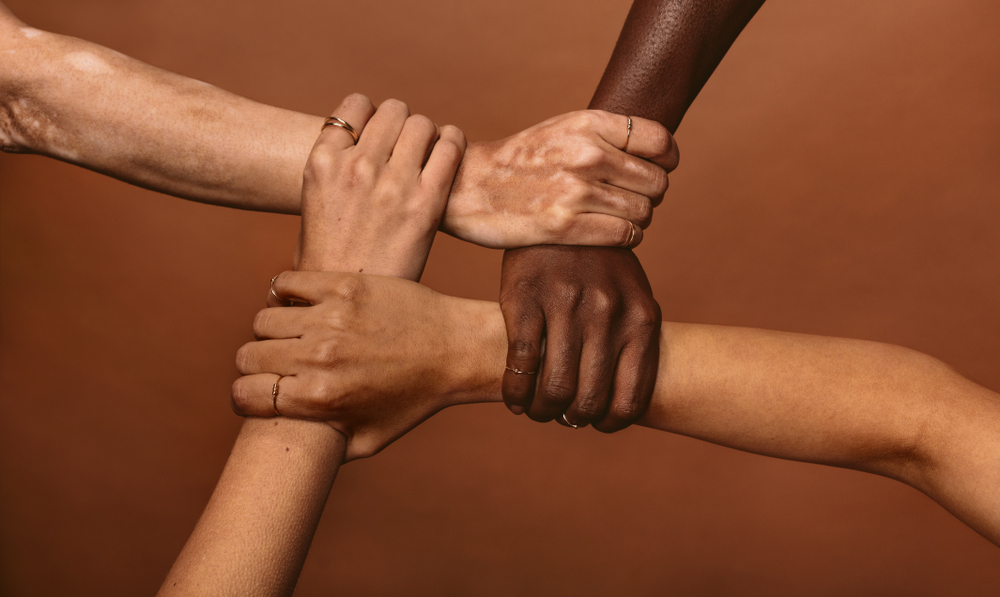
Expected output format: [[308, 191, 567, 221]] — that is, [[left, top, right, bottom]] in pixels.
[[499, 0, 766, 431]]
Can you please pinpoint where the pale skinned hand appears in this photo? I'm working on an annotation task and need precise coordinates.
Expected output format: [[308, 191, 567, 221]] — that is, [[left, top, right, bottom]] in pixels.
[[443, 110, 679, 248], [295, 95, 466, 280], [231, 272, 499, 460], [232, 94, 467, 459]]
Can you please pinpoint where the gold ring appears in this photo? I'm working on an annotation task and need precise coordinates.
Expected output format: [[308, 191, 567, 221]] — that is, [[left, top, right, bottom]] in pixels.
[[505, 365, 537, 375], [621, 221, 636, 248], [323, 116, 360, 144], [269, 275, 285, 305], [272, 375, 284, 416], [624, 116, 632, 151], [561, 413, 581, 429]]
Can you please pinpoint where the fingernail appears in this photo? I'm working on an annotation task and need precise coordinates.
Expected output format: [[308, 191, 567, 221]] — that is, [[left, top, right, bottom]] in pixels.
[[509, 405, 524, 415]]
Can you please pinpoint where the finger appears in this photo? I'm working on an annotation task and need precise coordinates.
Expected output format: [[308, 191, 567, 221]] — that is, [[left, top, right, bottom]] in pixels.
[[527, 316, 582, 423], [391, 114, 440, 172], [597, 146, 670, 203], [235, 338, 302, 376], [231, 373, 329, 420], [591, 111, 679, 172], [356, 98, 410, 160], [593, 333, 660, 434], [269, 271, 351, 306], [421, 125, 467, 194], [624, 115, 679, 172], [317, 93, 376, 150], [552, 214, 644, 248], [584, 184, 655, 229], [562, 335, 615, 428], [501, 298, 545, 415], [252, 306, 312, 340]]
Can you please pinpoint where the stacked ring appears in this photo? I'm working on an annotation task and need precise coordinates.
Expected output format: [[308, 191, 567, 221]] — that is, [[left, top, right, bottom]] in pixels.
[[621, 221, 636, 248], [323, 116, 360, 144]]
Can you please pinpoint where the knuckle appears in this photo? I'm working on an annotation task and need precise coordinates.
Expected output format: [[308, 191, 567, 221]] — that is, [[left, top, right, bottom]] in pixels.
[[508, 338, 539, 362], [435, 139, 463, 163], [635, 198, 654, 228], [307, 379, 337, 408], [586, 287, 621, 314], [230, 378, 251, 415], [573, 144, 606, 169], [344, 93, 374, 112], [311, 339, 340, 366], [574, 109, 601, 130], [573, 395, 605, 420], [544, 210, 573, 236], [333, 273, 366, 301], [651, 166, 670, 196], [234, 344, 256, 374], [611, 397, 644, 423], [252, 309, 270, 336], [303, 147, 336, 184], [440, 124, 466, 143], [647, 124, 672, 156], [381, 98, 410, 117], [630, 299, 662, 330], [540, 377, 575, 406], [407, 113, 436, 133], [346, 154, 378, 185]]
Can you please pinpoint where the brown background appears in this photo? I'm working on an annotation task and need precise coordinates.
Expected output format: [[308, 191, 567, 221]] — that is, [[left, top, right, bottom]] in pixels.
[[2, 0, 999, 594]]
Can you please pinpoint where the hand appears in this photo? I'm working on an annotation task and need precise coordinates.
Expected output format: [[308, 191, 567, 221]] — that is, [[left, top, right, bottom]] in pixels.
[[231, 272, 502, 460], [500, 246, 660, 432], [296, 94, 466, 278], [442, 110, 679, 249]]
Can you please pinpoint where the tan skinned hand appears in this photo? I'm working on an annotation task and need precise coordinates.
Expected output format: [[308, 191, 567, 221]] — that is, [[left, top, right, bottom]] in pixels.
[[231, 272, 498, 460], [232, 94, 467, 460]]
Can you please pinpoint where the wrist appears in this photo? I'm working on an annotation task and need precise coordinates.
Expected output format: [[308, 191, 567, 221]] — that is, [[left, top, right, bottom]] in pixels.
[[438, 297, 506, 408], [441, 141, 490, 242]]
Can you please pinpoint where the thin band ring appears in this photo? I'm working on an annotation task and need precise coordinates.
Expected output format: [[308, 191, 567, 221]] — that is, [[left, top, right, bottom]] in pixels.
[[323, 116, 360, 144], [621, 221, 636, 248], [505, 365, 537, 375], [272, 375, 284, 416], [561, 413, 581, 429], [269, 275, 284, 304], [269, 275, 296, 307], [624, 116, 632, 151]]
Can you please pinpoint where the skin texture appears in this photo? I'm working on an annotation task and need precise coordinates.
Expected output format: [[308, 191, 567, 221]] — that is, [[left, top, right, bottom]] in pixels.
[[159, 96, 464, 595], [0, 3, 673, 250], [233, 271, 1000, 548], [498, 0, 766, 429]]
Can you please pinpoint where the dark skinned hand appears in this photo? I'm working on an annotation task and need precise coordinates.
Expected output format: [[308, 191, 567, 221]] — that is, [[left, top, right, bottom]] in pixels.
[[500, 245, 661, 432]]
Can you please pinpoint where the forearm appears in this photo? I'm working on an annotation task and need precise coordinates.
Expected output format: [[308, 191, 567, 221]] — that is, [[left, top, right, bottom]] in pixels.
[[448, 303, 1000, 544], [159, 419, 343, 596], [590, 0, 765, 130], [1, 7, 318, 212]]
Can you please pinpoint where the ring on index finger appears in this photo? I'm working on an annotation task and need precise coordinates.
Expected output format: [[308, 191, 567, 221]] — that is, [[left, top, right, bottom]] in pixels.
[[323, 116, 360, 144], [505, 365, 537, 375]]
